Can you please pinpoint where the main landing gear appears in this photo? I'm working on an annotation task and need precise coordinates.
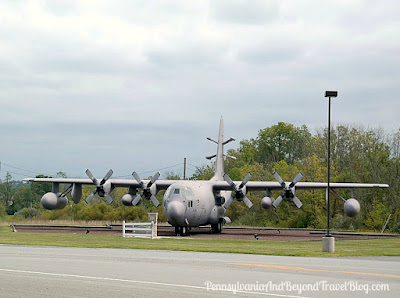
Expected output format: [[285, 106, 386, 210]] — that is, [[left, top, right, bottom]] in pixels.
[[175, 226, 190, 236], [211, 221, 222, 234]]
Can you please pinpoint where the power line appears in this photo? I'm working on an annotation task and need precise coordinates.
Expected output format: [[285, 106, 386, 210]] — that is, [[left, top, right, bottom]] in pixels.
[[187, 162, 208, 169], [1, 170, 32, 178], [114, 163, 185, 178], [1, 160, 208, 180], [1, 162, 52, 176]]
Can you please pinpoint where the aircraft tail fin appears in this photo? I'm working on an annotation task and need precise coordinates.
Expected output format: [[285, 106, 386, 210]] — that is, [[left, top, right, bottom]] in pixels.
[[207, 117, 235, 181]]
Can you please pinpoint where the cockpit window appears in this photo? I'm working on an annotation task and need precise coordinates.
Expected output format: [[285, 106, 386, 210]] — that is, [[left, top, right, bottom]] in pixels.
[[186, 187, 194, 197], [164, 188, 171, 199], [165, 186, 195, 200]]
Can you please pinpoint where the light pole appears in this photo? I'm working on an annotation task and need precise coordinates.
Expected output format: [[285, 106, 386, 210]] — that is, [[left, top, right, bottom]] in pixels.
[[323, 90, 338, 252]]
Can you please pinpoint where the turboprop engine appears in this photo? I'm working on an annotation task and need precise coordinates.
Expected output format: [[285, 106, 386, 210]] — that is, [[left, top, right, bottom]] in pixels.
[[121, 172, 161, 207], [41, 192, 68, 210], [223, 173, 253, 208]]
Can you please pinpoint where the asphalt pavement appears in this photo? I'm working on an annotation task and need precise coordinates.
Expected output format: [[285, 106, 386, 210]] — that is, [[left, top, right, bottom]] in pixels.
[[0, 245, 399, 297]]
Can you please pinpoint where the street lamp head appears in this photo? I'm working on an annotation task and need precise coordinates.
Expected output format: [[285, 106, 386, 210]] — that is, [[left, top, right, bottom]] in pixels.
[[325, 91, 338, 98]]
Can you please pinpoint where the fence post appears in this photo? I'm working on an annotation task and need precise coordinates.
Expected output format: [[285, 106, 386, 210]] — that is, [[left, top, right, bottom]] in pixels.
[[148, 212, 158, 238], [122, 220, 126, 238]]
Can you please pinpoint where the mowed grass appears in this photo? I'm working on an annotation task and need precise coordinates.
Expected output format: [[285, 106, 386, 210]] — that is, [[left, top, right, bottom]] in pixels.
[[1, 226, 399, 256]]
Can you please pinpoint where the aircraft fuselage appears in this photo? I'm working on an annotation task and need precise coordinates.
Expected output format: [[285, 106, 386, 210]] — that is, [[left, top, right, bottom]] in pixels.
[[162, 181, 225, 233]]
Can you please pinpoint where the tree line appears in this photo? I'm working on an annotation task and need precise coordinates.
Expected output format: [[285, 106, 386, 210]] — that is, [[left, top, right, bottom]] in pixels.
[[193, 122, 399, 232], [1, 122, 399, 232]]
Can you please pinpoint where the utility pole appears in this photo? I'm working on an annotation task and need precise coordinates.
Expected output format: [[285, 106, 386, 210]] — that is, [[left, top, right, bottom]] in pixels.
[[183, 158, 187, 180]]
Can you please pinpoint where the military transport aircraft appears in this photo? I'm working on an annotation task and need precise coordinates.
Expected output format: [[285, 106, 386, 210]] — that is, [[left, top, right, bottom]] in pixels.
[[24, 117, 389, 236]]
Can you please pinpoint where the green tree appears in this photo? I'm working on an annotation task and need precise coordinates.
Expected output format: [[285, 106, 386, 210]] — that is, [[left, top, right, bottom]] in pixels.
[[191, 164, 214, 180], [0, 172, 18, 214], [255, 122, 312, 166], [164, 171, 181, 180]]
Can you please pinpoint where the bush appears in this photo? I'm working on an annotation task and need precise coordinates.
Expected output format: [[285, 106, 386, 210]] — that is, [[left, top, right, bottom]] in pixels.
[[14, 208, 41, 219]]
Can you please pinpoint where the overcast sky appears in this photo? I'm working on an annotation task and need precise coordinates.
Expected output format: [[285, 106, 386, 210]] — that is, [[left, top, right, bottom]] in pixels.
[[1, 0, 399, 181]]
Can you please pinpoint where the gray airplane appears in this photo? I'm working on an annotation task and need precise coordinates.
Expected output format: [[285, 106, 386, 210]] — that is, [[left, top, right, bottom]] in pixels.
[[24, 117, 389, 235]]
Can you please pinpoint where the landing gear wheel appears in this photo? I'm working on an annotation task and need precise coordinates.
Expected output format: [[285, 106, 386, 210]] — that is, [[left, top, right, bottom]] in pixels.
[[175, 226, 189, 236], [211, 221, 222, 234]]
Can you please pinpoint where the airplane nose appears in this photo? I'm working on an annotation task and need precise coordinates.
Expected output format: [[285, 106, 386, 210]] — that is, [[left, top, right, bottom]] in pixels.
[[167, 201, 185, 226]]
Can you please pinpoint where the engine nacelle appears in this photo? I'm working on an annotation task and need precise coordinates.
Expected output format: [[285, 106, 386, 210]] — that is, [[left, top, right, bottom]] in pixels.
[[102, 180, 112, 195], [236, 186, 247, 202], [121, 194, 135, 206], [208, 205, 225, 224], [344, 198, 360, 217], [71, 184, 82, 204], [41, 192, 68, 210], [261, 197, 274, 209]]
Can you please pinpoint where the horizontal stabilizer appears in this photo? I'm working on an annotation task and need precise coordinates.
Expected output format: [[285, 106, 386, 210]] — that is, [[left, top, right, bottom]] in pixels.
[[206, 137, 218, 144], [223, 137, 235, 145]]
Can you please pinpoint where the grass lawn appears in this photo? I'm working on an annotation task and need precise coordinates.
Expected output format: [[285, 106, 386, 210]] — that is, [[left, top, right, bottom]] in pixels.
[[0, 226, 399, 257]]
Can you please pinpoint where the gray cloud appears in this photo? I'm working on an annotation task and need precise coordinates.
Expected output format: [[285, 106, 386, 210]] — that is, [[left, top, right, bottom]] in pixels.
[[0, 0, 399, 180], [210, 0, 280, 25]]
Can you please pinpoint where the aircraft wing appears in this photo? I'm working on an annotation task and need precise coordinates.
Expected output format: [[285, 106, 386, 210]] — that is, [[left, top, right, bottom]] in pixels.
[[111, 179, 179, 189], [23, 177, 388, 190], [211, 181, 389, 191], [24, 178, 94, 184], [285, 182, 389, 189], [23, 177, 178, 190]]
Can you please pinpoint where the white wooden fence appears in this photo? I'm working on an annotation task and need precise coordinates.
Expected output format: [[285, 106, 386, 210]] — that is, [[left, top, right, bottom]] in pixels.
[[122, 221, 155, 239]]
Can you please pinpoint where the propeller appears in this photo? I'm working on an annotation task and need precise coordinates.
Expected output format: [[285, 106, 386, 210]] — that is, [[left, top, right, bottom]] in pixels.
[[223, 172, 253, 209], [272, 172, 303, 208], [85, 169, 114, 204], [131, 171, 161, 207]]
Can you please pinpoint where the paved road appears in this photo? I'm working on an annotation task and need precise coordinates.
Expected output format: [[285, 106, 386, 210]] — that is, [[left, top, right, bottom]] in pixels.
[[0, 245, 399, 297]]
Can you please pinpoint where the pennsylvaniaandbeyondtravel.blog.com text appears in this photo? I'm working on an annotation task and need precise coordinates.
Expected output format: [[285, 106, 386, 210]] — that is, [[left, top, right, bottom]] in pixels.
[[204, 280, 390, 295]]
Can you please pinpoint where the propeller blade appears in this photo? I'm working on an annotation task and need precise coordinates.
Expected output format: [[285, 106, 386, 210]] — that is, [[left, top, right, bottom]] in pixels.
[[239, 172, 252, 188], [85, 189, 97, 204], [132, 172, 145, 188], [150, 172, 160, 185], [273, 172, 285, 188], [100, 169, 113, 185], [104, 193, 113, 204], [292, 196, 303, 208], [86, 169, 98, 185], [224, 195, 235, 209], [150, 195, 160, 207], [289, 172, 303, 188], [223, 174, 236, 190], [243, 196, 253, 208], [272, 195, 283, 208], [132, 195, 142, 206]]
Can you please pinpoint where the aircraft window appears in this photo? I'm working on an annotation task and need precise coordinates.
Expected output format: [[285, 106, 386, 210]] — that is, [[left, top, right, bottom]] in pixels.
[[188, 200, 193, 208], [174, 188, 180, 195], [164, 188, 171, 198], [185, 187, 195, 197]]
